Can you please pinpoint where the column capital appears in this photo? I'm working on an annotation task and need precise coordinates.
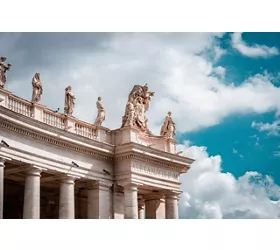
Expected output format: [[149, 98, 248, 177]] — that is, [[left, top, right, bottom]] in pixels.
[[60, 175, 76, 184], [25, 167, 42, 177], [164, 190, 181, 200], [144, 192, 165, 201], [123, 182, 138, 192], [86, 180, 113, 191], [0, 158, 5, 167]]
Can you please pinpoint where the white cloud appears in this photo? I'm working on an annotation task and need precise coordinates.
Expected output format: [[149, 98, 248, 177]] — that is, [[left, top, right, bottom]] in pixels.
[[177, 141, 280, 219], [213, 45, 227, 62], [212, 66, 226, 78], [252, 120, 280, 136], [231, 32, 279, 58], [233, 148, 244, 158], [4, 33, 280, 135]]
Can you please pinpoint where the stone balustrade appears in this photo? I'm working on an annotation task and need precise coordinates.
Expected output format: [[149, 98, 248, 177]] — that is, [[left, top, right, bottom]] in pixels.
[[0, 88, 112, 144], [8, 94, 32, 117], [0, 88, 178, 153]]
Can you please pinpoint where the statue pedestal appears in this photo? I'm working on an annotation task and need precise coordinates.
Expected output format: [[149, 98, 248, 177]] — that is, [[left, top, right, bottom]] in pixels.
[[114, 126, 177, 154], [0, 88, 11, 108], [31, 102, 46, 121]]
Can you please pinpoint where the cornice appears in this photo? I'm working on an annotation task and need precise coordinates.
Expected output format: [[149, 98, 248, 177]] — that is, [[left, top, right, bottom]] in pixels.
[[115, 142, 194, 164], [114, 151, 189, 173], [0, 117, 114, 162]]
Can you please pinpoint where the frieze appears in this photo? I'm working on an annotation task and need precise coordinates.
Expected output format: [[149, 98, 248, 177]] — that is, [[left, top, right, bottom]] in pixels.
[[115, 153, 189, 172], [131, 162, 180, 181]]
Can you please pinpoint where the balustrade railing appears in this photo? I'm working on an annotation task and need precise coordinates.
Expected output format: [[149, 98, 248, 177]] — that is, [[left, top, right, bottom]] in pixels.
[[7, 95, 32, 117], [75, 120, 97, 139], [43, 109, 65, 129], [0, 89, 111, 145]]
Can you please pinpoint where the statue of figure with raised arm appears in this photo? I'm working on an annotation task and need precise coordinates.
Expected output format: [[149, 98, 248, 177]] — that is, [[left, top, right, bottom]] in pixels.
[[160, 111, 176, 139], [31, 73, 43, 103], [94, 96, 106, 126], [0, 56, 12, 89], [142, 83, 155, 111], [121, 83, 154, 134], [64, 86, 75, 116]]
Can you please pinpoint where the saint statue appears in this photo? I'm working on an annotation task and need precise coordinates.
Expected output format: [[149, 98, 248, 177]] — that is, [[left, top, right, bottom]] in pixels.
[[135, 97, 147, 131], [94, 97, 106, 126], [160, 111, 176, 139], [64, 86, 75, 116], [31, 73, 43, 103], [124, 101, 135, 127], [0, 56, 12, 89]]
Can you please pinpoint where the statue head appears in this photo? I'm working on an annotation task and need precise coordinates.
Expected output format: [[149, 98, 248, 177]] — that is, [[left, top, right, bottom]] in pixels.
[[143, 83, 148, 91], [136, 96, 143, 104], [98, 96, 102, 101], [65, 86, 71, 91], [0, 57, 7, 62], [168, 111, 172, 116]]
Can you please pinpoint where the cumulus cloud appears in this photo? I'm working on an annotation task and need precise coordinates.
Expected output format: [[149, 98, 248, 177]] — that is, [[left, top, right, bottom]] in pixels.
[[252, 120, 280, 136], [2, 33, 280, 135], [231, 32, 279, 58], [177, 141, 280, 219], [212, 66, 226, 78]]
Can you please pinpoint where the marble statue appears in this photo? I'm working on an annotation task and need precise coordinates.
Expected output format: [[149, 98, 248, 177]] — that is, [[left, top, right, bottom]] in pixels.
[[124, 101, 135, 127], [64, 86, 75, 116], [31, 73, 43, 103], [121, 83, 154, 134], [0, 57, 12, 89], [94, 97, 106, 126], [160, 111, 176, 139]]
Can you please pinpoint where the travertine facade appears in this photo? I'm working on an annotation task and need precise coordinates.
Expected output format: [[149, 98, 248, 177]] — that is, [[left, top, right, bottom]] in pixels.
[[0, 83, 194, 219]]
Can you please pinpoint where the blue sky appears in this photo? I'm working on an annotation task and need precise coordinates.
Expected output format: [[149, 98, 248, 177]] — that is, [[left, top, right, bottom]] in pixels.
[[1, 32, 280, 218], [179, 33, 280, 184]]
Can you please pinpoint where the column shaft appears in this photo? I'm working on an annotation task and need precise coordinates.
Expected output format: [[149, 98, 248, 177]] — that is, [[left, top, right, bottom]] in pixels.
[[0, 159, 5, 219], [165, 195, 179, 219], [138, 197, 145, 219], [59, 177, 75, 219], [23, 168, 41, 219], [145, 193, 165, 219], [124, 183, 138, 219], [87, 181, 112, 219]]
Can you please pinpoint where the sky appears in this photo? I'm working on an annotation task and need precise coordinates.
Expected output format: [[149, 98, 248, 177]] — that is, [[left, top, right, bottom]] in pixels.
[[1, 32, 280, 219]]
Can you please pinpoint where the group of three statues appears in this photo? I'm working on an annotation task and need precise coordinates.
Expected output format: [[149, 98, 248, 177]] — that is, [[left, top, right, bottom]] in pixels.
[[0, 56, 176, 138]]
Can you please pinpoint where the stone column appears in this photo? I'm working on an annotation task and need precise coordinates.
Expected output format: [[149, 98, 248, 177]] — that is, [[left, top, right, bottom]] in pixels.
[[165, 192, 179, 219], [87, 181, 112, 219], [145, 193, 165, 219], [23, 167, 42, 219], [138, 196, 145, 219], [0, 158, 5, 219], [112, 184, 124, 219], [59, 176, 75, 219], [123, 183, 138, 219]]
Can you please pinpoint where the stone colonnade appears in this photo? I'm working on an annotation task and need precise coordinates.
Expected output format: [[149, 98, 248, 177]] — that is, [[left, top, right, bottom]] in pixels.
[[0, 158, 180, 219], [123, 183, 180, 219]]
